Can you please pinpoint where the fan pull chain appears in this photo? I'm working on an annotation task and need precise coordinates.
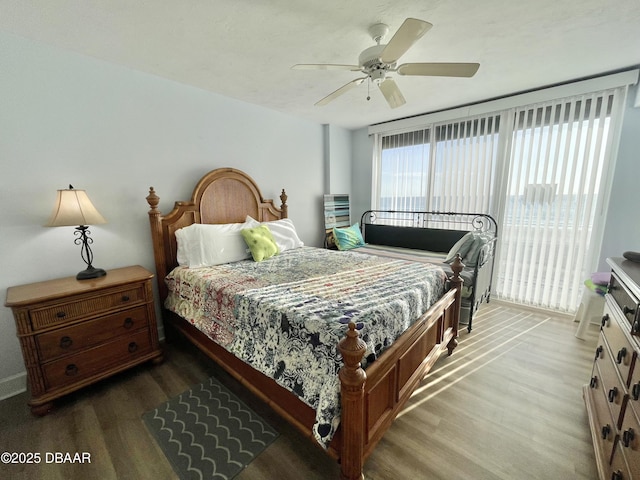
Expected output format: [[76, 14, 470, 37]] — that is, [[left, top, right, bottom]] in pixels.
[[367, 78, 371, 101]]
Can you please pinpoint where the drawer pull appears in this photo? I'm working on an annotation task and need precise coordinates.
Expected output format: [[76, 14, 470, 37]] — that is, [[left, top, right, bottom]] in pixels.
[[59, 336, 73, 349], [632, 320, 640, 335], [65, 364, 78, 376], [56, 311, 66, 319], [608, 387, 618, 403], [590, 376, 598, 389], [121, 295, 130, 302], [595, 345, 603, 360], [601, 314, 610, 327], [622, 428, 635, 448], [611, 471, 623, 480], [633, 382, 640, 401], [128, 342, 138, 353], [623, 305, 635, 316], [601, 424, 611, 440], [616, 347, 627, 364], [123, 318, 134, 329]]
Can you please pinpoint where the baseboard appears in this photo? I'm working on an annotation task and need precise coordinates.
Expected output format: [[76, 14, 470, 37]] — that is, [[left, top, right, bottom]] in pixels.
[[490, 298, 575, 320], [0, 371, 26, 401]]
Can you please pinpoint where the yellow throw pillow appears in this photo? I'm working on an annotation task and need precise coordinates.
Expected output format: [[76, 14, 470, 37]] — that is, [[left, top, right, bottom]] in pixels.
[[241, 225, 280, 262]]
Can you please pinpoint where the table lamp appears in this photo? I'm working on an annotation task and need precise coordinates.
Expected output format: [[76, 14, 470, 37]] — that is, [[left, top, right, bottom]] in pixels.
[[45, 185, 107, 280]]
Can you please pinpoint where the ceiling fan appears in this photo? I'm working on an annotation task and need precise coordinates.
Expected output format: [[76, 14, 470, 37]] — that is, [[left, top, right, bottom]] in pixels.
[[292, 18, 480, 108]]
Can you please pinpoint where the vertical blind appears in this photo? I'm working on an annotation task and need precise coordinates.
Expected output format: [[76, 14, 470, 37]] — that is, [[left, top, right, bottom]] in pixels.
[[375, 114, 500, 222], [431, 116, 500, 215], [377, 129, 430, 213], [372, 86, 627, 313], [496, 89, 623, 311]]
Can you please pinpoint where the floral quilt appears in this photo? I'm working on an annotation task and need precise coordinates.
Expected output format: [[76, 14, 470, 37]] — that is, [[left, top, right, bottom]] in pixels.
[[164, 247, 446, 447]]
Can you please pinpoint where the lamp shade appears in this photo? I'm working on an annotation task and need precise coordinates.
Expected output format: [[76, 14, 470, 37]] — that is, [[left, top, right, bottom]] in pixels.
[[45, 186, 107, 227]]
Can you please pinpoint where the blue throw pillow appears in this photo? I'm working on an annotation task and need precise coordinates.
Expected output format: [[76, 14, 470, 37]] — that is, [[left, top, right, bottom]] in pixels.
[[333, 224, 365, 251]]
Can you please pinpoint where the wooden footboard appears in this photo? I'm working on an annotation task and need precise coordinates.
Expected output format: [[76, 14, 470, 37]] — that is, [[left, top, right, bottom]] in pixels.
[[337, 257, 463, 480]]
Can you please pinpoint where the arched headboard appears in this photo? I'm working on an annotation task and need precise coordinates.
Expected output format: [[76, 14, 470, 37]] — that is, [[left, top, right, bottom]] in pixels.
[[146, 168, 288, 301]]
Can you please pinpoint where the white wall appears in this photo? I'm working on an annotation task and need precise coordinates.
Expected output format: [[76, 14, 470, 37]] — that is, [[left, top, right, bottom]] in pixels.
[[598, 83, 640, 270], [324, 124, 352, 196], [350, 128, 375, 225], [0, 32, 332, 397]]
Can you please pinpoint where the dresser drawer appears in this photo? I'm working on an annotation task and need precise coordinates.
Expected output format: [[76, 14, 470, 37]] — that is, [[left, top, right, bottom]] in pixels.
[[30, 285, 146, 330], [630, 362, 640, 408], [595, 334, 628, 429], [610, 440, 633, 480], [589, 361, 619, 464], [609, 273, 640, 329], [619, 406, 640, 479], [36, 306, 149, 362], [604, 300, 638, 387], [42, 329, 152, 389]]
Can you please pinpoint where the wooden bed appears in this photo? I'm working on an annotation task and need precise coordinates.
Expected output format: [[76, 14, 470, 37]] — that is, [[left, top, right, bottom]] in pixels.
[[146, 167, 463, 480]]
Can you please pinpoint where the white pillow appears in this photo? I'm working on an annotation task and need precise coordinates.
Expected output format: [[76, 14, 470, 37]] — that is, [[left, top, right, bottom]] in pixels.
[[444, 231, 476, 264], [175, 227, 190, 266], [175, 221, 252, 267], [245, 216, 304, 252]]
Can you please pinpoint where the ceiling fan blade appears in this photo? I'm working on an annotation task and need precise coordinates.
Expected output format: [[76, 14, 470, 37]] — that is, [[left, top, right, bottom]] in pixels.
[[292, 64, 362, 71], [378, 78, 406, 109], [397, 62, 480, 77], [380, 18, 433, 64], [315, 77, 367, 106]]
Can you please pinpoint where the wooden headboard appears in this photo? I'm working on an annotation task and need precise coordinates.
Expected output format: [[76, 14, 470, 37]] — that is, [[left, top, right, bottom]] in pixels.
[[146, 168, 288, 302]]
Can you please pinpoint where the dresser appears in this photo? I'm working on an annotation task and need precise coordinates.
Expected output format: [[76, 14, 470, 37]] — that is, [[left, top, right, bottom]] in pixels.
[[584, 257, 640, 479], [5, 265, 163, 415]]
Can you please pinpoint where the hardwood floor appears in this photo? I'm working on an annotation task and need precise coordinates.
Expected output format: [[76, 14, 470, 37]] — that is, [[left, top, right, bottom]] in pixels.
[[0, 302, 599, 479]]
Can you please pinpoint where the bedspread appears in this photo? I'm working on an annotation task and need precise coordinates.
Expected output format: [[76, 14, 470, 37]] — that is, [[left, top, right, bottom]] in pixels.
[[164, 247, 446, 447]]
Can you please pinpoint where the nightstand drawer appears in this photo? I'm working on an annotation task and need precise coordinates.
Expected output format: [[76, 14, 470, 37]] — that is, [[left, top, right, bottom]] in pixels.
[[42, 329, 152, 389], [36, 306, 149, 361], [30, 285, 145, 330]]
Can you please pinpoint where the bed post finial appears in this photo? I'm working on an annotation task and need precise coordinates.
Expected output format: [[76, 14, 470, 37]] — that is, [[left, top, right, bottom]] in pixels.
[[146, 187, 160, 212], [280, 189, 288, 218], [338, 322, 366, 480]]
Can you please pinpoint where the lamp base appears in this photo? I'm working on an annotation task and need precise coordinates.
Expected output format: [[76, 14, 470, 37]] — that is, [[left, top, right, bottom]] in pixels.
[[76, 267, 107, 280]]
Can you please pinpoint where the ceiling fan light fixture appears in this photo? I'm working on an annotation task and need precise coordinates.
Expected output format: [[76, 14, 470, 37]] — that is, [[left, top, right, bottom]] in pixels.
[[370, 68, 386, 85]]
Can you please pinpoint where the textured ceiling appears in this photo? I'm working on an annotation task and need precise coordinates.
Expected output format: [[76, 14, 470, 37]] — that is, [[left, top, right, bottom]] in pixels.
[[2, 0, 640, 129]]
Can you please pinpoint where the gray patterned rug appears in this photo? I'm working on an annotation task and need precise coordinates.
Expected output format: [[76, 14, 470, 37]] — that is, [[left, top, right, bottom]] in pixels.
[[143, 376, 278, 480]]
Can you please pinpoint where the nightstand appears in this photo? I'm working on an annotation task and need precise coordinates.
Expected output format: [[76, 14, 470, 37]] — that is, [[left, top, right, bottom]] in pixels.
[[5, 265, 163, 415]]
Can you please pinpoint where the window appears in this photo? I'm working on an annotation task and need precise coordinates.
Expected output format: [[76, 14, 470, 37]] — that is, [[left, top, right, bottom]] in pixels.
[[376, 115, 500, 222], [378, 129, 430, 212], [372, 81, 629, 313], [497, 92, 617, 311]]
